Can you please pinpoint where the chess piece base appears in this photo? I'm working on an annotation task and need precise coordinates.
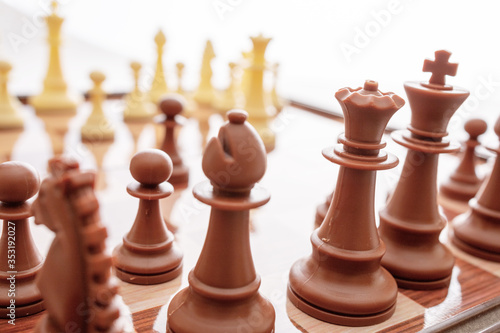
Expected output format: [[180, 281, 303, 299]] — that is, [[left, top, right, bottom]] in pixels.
[[112, 243, 183, 285], [451, 209, 500, 262], [114, 264, 182, 285], [167, 288, 275, 333], [451, 230, 500, 262], [29, 92, 79, 115], [287, 285, 396, 327], [379, 211, 455, 290], [0, 299, 44, 319]]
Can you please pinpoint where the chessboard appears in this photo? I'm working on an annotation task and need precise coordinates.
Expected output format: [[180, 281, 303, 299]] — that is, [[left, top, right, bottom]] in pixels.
[[1, 99, 500, 333]]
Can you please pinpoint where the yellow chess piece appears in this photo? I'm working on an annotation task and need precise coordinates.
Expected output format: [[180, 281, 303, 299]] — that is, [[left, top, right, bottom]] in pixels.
[[149, 29, 168, 104], [215, 62, 240, 115], [176, 62, 185, 95], [193, 40, 216, 107], [244, 34, 276, 152], [124, 62, 155, 122], [0, 61, 23, 129], [240, 50, 252, 99], [81, 71, 114, 142], [29, 1, 80, 115], [270, 63, 285, 114]]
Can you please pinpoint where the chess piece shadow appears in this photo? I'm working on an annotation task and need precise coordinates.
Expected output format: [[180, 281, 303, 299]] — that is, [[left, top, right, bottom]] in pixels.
[[0, 161, 44, 318]]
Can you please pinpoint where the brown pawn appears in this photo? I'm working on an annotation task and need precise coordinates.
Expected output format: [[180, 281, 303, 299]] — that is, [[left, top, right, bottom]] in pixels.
[[379, 50, 469, 290], [33, 157, 131, 333], [0, 161, 44, 318], [451, 116, 500, 261], [167, 110, 275, 333], [289, 80, 404, 326], [157, 95, 189, 188], [113, 149, 183, 284], [440, 118, 488, 202], [314, 190, 333, 228]]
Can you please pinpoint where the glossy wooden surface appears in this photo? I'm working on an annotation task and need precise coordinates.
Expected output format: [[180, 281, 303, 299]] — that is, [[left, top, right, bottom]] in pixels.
[[1, 101, 499, 332]]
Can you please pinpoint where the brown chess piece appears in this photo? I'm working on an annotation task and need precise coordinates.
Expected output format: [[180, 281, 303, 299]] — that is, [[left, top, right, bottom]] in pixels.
[[33, 157, 131, 332], [451, 115, 500, 261], [314, 190, 333, 228], [378, 50, 469, 289], [113, 149, 183, 284], [440, 118, 488, 202], [167, 110, 275, 333], [157, 96, 189, 187], [288, 80, 403, 326], [0, 161, 44, 318]]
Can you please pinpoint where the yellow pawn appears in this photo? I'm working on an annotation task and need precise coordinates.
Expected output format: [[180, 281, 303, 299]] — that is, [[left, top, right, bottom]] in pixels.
[[124, 62, 155, 122], [193, 40, 216, 107], [0, 61, 23, 129], [149, 29, 169, 104], [215, 62, 240, 115], [29, 1, 80, 115], [244, 34, 276, 152], [81, 71, 114, 142]]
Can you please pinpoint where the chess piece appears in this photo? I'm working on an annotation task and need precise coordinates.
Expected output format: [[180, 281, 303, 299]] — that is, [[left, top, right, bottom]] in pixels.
[[167, 110, 275, 333], [314, 190, 333, 228], [176, 62, 185, 95], [440, 118, 488, 202], [193, 40, 216, 107], [0, 162, 44, 318], [270, 63, 285, 114], [124, 62, 155, 122], [0, 61, 23, 129], [81, 71, 114, 142], [215, 62, 239, 115], [288, 80, 403, 326], [0, 129, 22, 162], [149, 29, 169, 104], [244, 34, 276, 152], [83, 140, 113, 190], [113, 149, 183, 284], [240, 50, 252, 99], [451, 115, 500, 262], [29, 1, 80, 115], [157, 96, 189, 187], [378, 50, 469, 289], [33, 157, 131, 332]]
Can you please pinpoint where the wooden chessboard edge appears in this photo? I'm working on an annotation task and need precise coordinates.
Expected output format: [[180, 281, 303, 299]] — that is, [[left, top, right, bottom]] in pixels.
[[419, 295, 500, 333]]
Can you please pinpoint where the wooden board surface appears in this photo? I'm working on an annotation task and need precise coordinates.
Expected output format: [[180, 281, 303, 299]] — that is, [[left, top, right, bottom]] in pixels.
[[1, 102, 499, 332]]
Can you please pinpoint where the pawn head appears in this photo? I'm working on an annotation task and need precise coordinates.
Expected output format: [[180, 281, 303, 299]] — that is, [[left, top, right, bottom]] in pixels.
[[0, 161, 40, 204], [130, 149, 173, 187]]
